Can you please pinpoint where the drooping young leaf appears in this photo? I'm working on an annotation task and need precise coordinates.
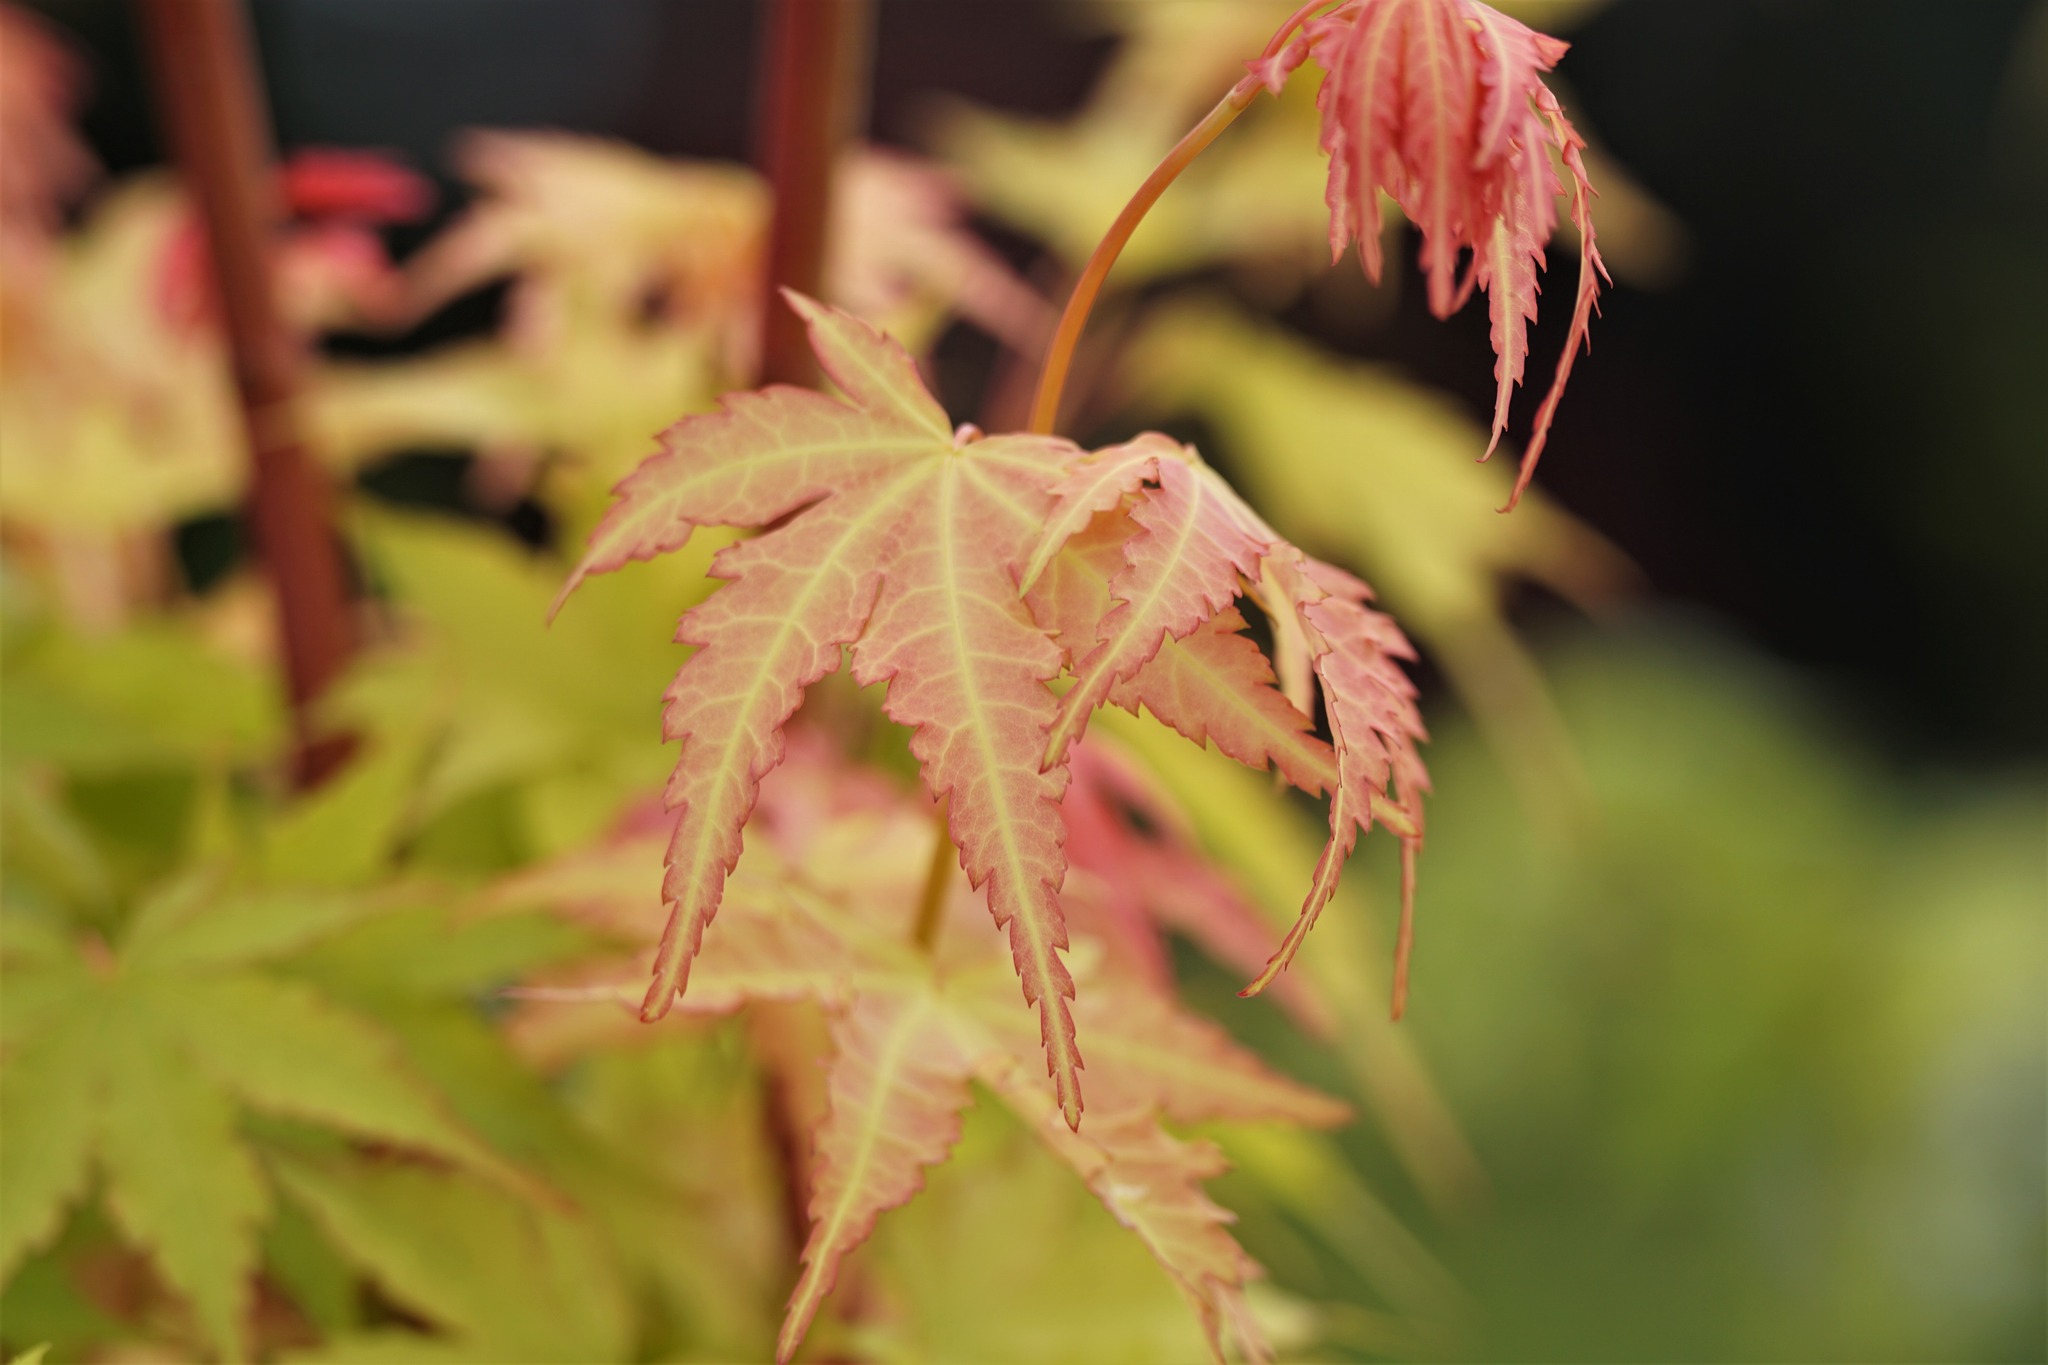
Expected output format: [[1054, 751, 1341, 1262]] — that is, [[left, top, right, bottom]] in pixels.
[[1270, 0, 1609, 504], [557, 292, 1093, 1125], [508, 745, 1348, 1364]]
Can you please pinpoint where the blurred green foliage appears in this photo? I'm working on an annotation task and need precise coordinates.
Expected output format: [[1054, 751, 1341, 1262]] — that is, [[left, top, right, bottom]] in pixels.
[[1402, 625, 2045, 1363]]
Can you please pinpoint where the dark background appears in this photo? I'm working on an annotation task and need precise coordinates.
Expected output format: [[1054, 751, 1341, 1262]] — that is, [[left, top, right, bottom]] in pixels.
[[31, 0, 2048, 764]]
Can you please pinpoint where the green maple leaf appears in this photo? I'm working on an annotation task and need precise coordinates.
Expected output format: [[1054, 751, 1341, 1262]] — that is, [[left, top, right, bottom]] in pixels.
[[0, 884, 526, 1362], [269, 1149, 633, 1365]]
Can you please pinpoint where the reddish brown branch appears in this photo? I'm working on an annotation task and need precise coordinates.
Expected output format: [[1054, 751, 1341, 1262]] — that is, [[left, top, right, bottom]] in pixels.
[[752, 0, 876, 388], [136, 0, 356, 788]]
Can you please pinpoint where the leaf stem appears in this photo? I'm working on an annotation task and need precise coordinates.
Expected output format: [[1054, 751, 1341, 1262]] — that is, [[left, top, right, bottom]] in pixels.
[[1391, 836, 1417, 1021], [1024, 0, 1338, 435], [1026, 89, 1253, 434], [911, 800, 953, 953]]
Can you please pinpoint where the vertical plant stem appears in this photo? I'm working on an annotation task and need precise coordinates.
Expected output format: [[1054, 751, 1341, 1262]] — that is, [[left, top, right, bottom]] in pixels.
[[743, 0, 878, 1330], [136, 0, 356, 788], [911, 800, 954, 953], [745, 1004, 831, 1265], [753, 0, 876, 387]]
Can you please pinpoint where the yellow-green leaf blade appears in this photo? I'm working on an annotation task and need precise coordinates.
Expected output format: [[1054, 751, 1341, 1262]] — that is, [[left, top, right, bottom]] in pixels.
[[272, 1149, 632, 1361], [145, 974, 523, 1190], [95, 1017, 267, 1362], [0, 1007, 101, 1282]]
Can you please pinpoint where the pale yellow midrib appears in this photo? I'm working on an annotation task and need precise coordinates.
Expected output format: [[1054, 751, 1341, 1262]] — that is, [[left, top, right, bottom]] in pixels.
[[936, 464, 1074, 1083]]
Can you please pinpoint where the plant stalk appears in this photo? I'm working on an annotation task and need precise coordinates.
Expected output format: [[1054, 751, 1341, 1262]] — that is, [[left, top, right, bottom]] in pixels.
[[136, 0, 357, 788], [911, 801, 954, 953], [753, 0, 876, 388], [1026, 86, 1256, 435]]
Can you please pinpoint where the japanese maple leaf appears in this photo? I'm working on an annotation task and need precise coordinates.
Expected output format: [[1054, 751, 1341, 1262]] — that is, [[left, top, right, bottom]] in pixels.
[[557, 297, 1431, 1125], [554, 292, 1093, 1126], [503, 746, 1349, 1365], [1258, 0, 1609, 508], [1019, 434, 1429, 1008]]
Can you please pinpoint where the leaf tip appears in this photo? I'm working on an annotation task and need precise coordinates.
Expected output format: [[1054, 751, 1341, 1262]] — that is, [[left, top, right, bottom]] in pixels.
[[1236, 963, 1282, 1000], [778, 286, 832, 332], [637, 977, 677, 1023], [544, 570, 583, 625]]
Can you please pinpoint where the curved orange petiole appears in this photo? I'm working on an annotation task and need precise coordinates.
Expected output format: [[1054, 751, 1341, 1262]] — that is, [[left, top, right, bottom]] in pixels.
[[1026, 0, 1342, 436]]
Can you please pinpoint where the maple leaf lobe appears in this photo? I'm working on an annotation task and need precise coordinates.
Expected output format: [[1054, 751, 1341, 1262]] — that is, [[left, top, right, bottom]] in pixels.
[[562, 295, 1091, 1123], [1298, 0, 1606, 505]]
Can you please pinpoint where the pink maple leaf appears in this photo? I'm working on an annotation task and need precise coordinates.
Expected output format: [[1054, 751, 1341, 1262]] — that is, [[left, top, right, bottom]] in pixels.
[[1261, 0, 1610, 509]]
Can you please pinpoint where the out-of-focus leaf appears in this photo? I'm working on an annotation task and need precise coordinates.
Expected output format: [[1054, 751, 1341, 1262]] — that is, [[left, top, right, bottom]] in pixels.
[[263, 1195, 360, 1338], [143, 973, 524, 1188], [94, 1001, 269, 1360], [0, 879, 536, 1358], [0, 163, 425, 550], [0, 622, 281, 773], [121, 887, 380, 973], [0, 771, 111, 913], [1402, 622, 2047, 1361], [933, 0, 1333, 283], [0, 1016, 98, 1284], [255, 734, 425, 889], [336, 508, 717, 863], [509, 738, 1351, 1365], [371, 132, 1045, 508], [273, 1151, 632, 1365]]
